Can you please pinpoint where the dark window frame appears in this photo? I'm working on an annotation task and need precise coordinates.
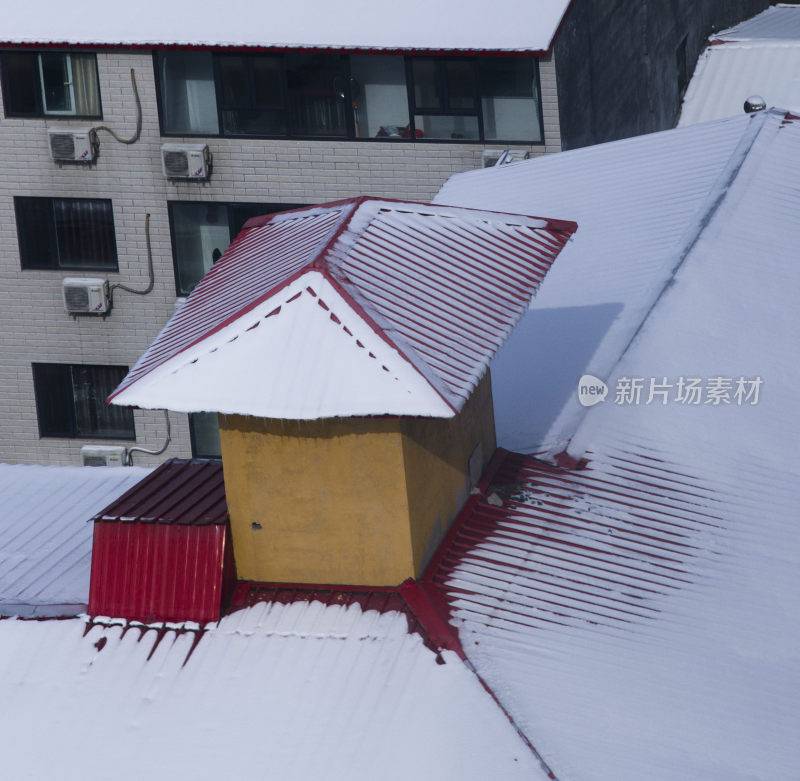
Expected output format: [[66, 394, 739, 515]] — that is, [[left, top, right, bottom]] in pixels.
[[32, 363, 135, 441], [1, 49, 103, 120], [168, 200, 306, 297], [15, 196, 119, 271], [154, 51, 544, 145], [188, 412, 222, 459]]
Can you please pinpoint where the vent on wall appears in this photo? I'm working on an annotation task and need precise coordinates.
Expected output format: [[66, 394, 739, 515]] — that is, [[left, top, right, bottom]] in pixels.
[[81, 445, 127, 467], [48, 129, 98, 164], [62, 277, 111, 315], [161, 143, 212, 180]]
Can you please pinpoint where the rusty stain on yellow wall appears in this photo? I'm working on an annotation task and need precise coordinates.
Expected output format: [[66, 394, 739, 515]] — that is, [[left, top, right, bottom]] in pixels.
[[219, 372, 496, 587]]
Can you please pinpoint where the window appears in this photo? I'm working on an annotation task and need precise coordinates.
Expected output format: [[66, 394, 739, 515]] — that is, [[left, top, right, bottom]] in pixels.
[[189, 412, 221, 458], [169, 201, 304, 296], [2, 51, 101, 118], [32, 364, 135, 440], [15, 197, 118, 270], [156, 52, 543, 143]]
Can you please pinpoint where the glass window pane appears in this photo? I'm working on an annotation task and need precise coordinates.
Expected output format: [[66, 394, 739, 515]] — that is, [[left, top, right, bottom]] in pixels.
[[172, 203, 232, 296], [15, 197, 57, 269], [190, 412, 221, 458], [479, 58, 542, 142], [39, 53, 73, 113], [53, 199, 117, 269], [32, 364, 74, 437], [218, 55, 249, 106], [286, 54, 347, 136], [251, 56, 283, 106], [72, 365, 134, 439], [159, 51, 219, 135], [412, 59, 441, 109], [3, 52, 39, 114], [349, 55, 409, 139], [414, 114, 479, 140], [70, 53, 100, 116], [445, 60, 475, 109]]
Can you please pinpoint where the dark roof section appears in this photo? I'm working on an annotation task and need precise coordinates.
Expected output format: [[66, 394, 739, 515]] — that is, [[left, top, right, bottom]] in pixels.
[[92, 458, 227, 526]]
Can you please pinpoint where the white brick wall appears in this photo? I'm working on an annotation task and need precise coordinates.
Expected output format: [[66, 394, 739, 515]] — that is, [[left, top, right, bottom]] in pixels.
[[0, 51, 561, 466]]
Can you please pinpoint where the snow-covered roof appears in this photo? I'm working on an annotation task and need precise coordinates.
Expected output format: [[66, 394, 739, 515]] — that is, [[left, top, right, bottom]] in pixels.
[[424, 107, 800, 779], [110, 197, 574, 419], [710, 2, 800, 42], [427, 443, 800, 780], [0, 464, 151, 617], [0, 601, 550, 780], [435, 109, 795, 456], [1, 0, 572, 53], [679, 4, 800, 126]]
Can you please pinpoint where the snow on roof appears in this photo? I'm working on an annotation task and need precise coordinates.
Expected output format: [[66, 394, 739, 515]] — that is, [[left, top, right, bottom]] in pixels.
[[1, 0, 571, 52], [0, 464, 151, 617], [679, 5, 800, 126], [423, 108, 800, 780], [710, 3, 800, 43], [427, 442, 800, 779], [110, 197, 574, 419], [436, 111, 772, 455], [0, 602, 550, 780]]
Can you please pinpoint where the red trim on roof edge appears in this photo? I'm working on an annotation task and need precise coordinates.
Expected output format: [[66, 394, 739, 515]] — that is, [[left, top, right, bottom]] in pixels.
[[0, 41, 551, 56]]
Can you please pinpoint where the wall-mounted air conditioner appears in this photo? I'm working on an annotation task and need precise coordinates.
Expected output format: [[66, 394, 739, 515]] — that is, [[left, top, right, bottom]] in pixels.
[[161, 143, 212, 180], [62, 277, 111, 315], [48, 128, 98, 164], [81, 445, 127, 467], [481, 149, 530, 168]]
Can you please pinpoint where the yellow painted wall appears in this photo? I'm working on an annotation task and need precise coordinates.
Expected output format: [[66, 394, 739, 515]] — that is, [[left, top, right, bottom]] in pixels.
[[400, 372, 496, 575], [219, 372, 496, 587]]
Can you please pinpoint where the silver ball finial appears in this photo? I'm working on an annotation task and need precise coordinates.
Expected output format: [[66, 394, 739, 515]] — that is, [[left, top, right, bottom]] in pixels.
[[743, 95, 767, 113]]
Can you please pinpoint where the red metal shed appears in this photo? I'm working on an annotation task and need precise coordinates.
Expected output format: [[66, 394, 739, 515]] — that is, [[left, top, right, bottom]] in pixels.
[[88, 459, 235, 624]]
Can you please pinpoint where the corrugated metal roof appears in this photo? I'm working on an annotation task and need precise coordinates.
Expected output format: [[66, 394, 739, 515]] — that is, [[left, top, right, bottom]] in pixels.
[[92, 458, 227, 526], [110, 198, 574, 418], [435, 111, 766, 455], [679, 6, 800, 126], [0, 602, 551, 780], [1, 0, 571, 52], [425, 112, 800, 780], [428, 449, 723, 633], [710, 3, 800, 42], [0, 464, 151, 617]]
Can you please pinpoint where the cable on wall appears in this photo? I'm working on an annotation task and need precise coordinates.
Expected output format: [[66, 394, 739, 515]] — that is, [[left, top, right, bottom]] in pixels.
[[127, 410, 172, 465], [93, 68, 142, 145], [111, 213, 155, 297]]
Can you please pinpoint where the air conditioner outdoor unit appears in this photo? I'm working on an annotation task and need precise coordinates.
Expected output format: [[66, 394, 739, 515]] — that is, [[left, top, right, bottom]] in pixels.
[[161, 143, 212, 180], [81, 445, 127, 467], [481, 149, 530, 168], [48, 128, 98, 164], [62, 277, 111, 315]]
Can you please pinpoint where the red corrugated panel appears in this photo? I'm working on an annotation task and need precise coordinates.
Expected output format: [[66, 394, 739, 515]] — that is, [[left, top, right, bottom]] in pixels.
[[424, 449, 724, 631], [93, 458, 227, 525], [109, 197, 575, 411], [88, 459, 234, 623], [89, 522, 232, 623]]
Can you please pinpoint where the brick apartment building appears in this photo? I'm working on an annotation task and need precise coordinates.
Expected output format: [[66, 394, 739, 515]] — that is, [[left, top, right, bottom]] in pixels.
[[0, 0, 769, 465]]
